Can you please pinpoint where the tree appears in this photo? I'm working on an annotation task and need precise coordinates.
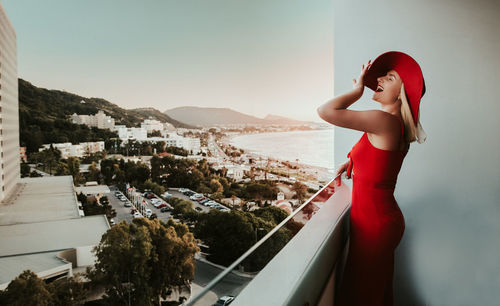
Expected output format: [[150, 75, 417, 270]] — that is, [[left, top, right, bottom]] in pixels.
[[194, 210, 291, 271], [48, 276, 87, 305], [20, 162, 31, 178], [66, 157, 81, 184], [252, 206, 289, 224], [291, 181, 308, 202], [88, 161, 101, 182], [0, 270, 52, 306], [209, 178, 223, 193], [143, 180, 165, 196], [87, 219, 199, 305]]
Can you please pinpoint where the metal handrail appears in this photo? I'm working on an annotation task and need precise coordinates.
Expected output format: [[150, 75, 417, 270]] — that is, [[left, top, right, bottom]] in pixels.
[[186, 173, 341, 306]]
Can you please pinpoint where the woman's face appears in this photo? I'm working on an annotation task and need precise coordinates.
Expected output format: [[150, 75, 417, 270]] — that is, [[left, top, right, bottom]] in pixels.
[[372, 69, 403, 104]]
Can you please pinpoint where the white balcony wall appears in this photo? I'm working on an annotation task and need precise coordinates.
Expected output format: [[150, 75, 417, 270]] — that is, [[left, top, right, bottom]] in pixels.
[[332, 0, 500, 305]]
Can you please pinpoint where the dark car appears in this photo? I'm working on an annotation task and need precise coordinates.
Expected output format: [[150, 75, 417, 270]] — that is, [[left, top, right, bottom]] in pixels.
[[200, 199, 210, 204], [160, 207, 172, 213]]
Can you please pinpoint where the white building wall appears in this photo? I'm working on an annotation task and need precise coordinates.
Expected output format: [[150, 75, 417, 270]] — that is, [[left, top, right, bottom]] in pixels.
[[75, 245, 97, 267], [0, 4, 19, 202], [141, 119, 164, 133], [333, 1, 500, 304]]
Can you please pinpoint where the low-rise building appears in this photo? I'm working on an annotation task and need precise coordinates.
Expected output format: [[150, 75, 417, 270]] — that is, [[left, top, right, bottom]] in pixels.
[[0, 176, 110, 289], [39, 141, 105, 159], [70, 110, 115, 130], [117, 127, 148, 141]]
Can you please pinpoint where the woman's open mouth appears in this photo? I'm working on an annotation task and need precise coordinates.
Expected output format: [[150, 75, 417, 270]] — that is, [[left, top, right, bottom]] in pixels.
[[376, 85, 384, 92]]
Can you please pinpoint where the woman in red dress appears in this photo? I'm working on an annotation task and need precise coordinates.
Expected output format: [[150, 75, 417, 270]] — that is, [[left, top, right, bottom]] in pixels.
[[317, 51, 427, 306]]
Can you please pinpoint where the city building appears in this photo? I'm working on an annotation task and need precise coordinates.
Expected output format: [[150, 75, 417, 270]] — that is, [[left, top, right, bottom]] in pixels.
[[0, 4, 20, 202], [0, 5, 109, 289], [0, 176, 110, 289], [141, 118, 164, 133], [117, 126, 148, 142], [80, 141, 105, 155], [39, 141, 105, 159], [70, 109, 115, 130]]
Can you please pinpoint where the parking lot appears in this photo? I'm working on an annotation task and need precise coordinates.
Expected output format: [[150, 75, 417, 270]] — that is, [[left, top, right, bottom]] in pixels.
[[108, 186, 175, 224], [106, 186, 231, 225]]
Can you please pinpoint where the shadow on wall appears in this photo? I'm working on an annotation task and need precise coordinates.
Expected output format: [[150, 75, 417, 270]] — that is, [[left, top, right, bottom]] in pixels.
[[394, 224, 425, 306], [393, 190, 500, 306]]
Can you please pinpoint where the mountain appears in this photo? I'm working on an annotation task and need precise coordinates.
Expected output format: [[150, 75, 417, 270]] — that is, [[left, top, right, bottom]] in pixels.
[[263, 114, 312, 125], [164, 106, 312, 127]]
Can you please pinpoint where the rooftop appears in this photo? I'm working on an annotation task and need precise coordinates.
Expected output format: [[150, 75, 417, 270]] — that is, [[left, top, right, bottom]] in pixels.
[[0, 251, 70, 286], [0, 215, 109, 257], [0, 176, 79, 226]]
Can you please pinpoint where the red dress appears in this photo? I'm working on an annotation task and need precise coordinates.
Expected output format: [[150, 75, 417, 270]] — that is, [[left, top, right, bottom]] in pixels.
[[336, 120, 408, 306]]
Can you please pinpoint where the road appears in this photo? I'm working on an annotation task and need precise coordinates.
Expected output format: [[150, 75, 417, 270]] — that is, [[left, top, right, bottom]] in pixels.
[[208, 135, 229, 160], [193, 260, 252, 299]]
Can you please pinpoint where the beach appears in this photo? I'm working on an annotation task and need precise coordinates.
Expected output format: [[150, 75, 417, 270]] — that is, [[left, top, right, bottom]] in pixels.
[[220, 132, 336, 184]]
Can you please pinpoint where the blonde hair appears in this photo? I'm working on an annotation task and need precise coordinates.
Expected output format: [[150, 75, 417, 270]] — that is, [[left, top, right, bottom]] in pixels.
[[400, 83, 420, 144]]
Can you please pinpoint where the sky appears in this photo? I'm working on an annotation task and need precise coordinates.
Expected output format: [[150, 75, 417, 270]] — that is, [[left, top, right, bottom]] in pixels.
[[1, 0, 333, 123]]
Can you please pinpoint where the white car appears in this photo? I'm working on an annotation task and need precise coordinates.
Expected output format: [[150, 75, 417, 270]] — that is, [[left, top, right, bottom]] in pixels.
[[162, 192, 172, 199], [145, 209, 153, 218], [190, 194, 203, 200], [133, 212, 143, 218]]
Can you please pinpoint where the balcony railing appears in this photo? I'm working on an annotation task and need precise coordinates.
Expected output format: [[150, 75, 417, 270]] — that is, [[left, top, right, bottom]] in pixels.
[[186, 174, 351, 306]]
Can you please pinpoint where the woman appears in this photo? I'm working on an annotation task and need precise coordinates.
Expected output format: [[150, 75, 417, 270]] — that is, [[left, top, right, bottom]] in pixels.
[[316, 51, 426, 306]]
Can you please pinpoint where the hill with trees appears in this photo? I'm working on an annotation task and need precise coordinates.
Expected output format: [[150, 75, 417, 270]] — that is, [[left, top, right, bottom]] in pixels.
[[18, 79, 197, 153]]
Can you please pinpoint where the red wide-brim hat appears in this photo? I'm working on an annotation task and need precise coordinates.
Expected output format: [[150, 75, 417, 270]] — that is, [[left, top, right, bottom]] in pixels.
[[364, 51, 426, 123]]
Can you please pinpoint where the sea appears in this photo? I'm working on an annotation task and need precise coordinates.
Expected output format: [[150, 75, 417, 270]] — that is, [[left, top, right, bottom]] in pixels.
[[228, 128, 336, 171]]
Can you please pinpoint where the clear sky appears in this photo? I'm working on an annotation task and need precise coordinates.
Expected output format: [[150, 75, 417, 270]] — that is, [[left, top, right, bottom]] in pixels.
[[2, 0, 333, 122]]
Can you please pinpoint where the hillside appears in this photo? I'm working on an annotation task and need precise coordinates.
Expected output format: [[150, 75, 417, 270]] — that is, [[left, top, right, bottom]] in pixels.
[[164, 106, 312, 127], [18, 79, 196, 153], [263, 114, 312, 125]]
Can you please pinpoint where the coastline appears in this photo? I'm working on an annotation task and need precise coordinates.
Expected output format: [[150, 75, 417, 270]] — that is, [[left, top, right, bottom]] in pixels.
[[220, 131, 336, 184]]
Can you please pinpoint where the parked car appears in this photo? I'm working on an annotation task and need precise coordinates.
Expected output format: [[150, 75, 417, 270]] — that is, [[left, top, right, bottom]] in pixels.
[[160, 206, 172, 213], [214, 295, 234, 306], [156, 203, 167, 209], [200, 199, 210, 204], [150, 198, 161, 204], [161, 192, 172, 199], [109, 218, 116, 226], [130, 208, 137, 214], [145, 209, 152, 218], [124, 201, 132, 207], [196, 197, 207, 202], [190, 194, 203, 200], [133, 212, 143, 218]]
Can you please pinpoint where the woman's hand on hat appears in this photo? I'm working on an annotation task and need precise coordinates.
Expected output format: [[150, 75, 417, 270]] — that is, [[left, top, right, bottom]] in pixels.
[[352, 60, 371, 95]]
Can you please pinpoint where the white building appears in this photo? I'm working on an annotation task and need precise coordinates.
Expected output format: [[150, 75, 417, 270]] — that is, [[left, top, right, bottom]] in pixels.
[[39, 141, 105, 158], [0, 6, 110, 289], [163, 122, 176, 132], [147, 133, 201, 155], [70, 110, 115, 130], [0, 7, 20, 202], [117, 126, 148, 142], [141, 118, 164, 133], [0, 176, 110, 289], [80, 141, 105, 155]]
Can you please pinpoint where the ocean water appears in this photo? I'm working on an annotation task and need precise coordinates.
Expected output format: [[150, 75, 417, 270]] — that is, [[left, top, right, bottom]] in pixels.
[[228, 129, 336, 171]]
